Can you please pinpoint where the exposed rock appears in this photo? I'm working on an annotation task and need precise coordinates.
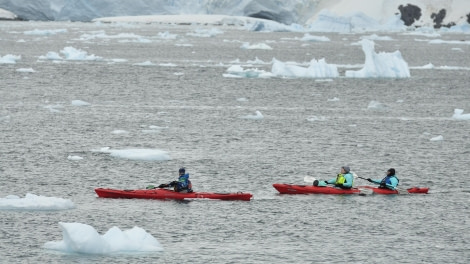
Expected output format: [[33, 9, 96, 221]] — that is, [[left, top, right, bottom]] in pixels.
[[398, 4, 421, 26]]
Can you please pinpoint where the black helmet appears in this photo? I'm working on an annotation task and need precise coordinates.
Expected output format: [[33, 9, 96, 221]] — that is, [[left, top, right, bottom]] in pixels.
[[387, 168, 395, 175], [179, 167, 185, 174]]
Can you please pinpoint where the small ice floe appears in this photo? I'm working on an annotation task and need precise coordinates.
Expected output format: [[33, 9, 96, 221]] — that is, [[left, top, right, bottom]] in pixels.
[[0, 54, 21, 64], [71, 100, 90, 106], [0, 193, 75, 211], [157, 31, 177, 39], [16, 68, 35, 73], [111, 129, 129, 135], [67, 155, 83, 161], [452, 109, 470, 120], [327, 97, 340, 102], [223, 65, 273, 78], [240, 42, 273, 50], [271, 58, 339, 78], [300, 33, 330, 42], [24, 29, 67, 35], [430, 135, 444, 141], [44, 104, 64, 113], [186, 28, 223, 38], [367, 100, 387, 110], [94, 147, 171, 161], [306, 116, 327, 122], [44, 222, 163, 254], [133, 61, 155, 66], [61, 47, 102, 61], [237, 97, 249, 102], [240, 111, 264, 120]]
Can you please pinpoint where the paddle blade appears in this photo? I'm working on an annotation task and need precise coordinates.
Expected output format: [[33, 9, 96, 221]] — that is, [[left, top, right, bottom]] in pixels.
[[304, 176, 316, 184]]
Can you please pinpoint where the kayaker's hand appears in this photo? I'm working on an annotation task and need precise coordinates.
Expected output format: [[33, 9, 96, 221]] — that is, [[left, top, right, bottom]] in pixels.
[[366, 178, 372, 182], [158, 184, 167, 188], [324, 181, 329, 185]]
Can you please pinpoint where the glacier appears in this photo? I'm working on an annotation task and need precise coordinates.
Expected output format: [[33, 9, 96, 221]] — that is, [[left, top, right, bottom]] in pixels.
[[1, 0, 470, 30]]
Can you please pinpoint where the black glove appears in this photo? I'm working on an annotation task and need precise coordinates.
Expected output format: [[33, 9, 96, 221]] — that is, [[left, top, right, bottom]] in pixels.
[[324, 181, 329, 185], [367, 178, 372, 182], [158, 184, 167, 188]]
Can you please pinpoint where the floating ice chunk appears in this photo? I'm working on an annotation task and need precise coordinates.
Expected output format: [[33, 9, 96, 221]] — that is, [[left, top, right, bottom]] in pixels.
[[95, 148, 171, 161], [430, 135, 444, 141], [24, 29, 67, 35], [224, 65, 273, 78], [159, 63, 177, 67], [345, 39, 410, 78], [60, 47, 102, 61], [240, 42, 273, 50], [133, 61, 155, 66], [0, 54, 21, 64], [111, 130, 129, 134], [452, 109, 470, 120], [306, 116, 327, 122], [187, 28, 223, 37], [367, 100, 387, 110], [67, 155, 83, 161], [157, 31, 177, 39], [328, 97, 340, 102], [16, 68, 35, 73], [71, 100, 90, 106], [271, 58, 339, 78], [240, 111, 264, 120], [44, 222, 163, 254], [0, 193, 75, 211], [300, 33, 330, 42], [39, 51, 63, 60]]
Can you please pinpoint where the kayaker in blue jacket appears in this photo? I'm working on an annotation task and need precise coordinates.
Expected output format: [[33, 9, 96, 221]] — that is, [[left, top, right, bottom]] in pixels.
[[158, 167, 193, 193], [367, 168, 399, 190], [319, 166, 354, 189]]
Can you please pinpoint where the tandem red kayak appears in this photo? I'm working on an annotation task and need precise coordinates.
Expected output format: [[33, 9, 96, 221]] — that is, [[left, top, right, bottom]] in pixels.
[[95, 188, 253, 201], [273, 184, 429, 195]]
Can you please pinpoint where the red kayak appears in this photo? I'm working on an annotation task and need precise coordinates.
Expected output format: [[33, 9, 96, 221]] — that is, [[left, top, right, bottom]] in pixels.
[[273, 184, 429, 195], [95, 188, 253, 201], [272, 184, 361, 195], [358, 186, 429, 195]]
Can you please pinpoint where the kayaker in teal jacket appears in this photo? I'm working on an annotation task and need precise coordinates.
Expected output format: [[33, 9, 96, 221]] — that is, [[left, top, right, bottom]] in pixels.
[[367, 168, 399, 190], [158, 167, 193, 193], [323, 166, 354, 189]]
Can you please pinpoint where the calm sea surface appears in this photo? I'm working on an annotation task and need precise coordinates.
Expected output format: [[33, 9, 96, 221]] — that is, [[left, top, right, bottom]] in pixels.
[[1, 21, 470, 263]]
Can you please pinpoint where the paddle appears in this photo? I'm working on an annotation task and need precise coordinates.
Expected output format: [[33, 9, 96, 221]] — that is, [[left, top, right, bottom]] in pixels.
[[303, 176, 317, 184]]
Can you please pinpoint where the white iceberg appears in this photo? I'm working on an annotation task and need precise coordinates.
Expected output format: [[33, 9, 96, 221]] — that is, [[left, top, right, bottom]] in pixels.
[[44, 222, 163, 254], [452, 109, 470, 120], [345, 39, 410, 78], [0, 193, 75, 211]]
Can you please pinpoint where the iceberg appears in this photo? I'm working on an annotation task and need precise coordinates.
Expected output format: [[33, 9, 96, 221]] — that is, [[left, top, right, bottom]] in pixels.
[[44, 222, 163, 254], [345, 39, 410, 78]]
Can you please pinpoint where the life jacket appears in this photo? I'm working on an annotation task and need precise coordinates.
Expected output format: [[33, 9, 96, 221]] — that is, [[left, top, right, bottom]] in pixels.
[[335, 174, 346, 184], [335, 173, 353, 189], [380, 175, 399, 188], [174, 173, 193, 192]]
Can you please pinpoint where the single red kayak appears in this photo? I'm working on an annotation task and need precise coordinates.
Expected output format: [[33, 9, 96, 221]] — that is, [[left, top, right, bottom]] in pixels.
[[95, 188, 252, 201], [358, 186, 429, 194], [272, 184, 361, 195]]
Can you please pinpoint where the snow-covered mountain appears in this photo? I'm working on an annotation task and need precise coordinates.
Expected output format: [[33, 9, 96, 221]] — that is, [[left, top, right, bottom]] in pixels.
[[1, 0, 469, 28]]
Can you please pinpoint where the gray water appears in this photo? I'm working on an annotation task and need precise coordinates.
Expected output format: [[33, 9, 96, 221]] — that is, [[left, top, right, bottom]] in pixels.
[[1, 21, 470, 263]]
